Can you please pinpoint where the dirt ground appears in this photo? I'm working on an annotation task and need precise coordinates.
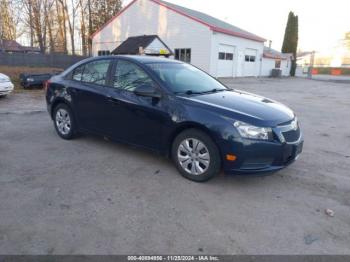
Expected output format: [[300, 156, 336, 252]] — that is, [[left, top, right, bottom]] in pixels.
[[0, 77, 349, 254]]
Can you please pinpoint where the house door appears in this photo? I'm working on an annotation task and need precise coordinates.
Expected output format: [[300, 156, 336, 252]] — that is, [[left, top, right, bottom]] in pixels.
[[217, 44, 235, 77], [244, 48, 258, 76]]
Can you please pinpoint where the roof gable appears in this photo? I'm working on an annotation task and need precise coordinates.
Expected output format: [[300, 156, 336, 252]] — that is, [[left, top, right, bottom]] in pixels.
[[0, 39, 40, 52], [112, 35, 173, 55], [263, 47, 293, 60], [92, 0, 266, 42]]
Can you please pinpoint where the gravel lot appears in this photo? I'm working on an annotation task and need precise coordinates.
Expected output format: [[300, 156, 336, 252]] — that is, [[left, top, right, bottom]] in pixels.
[[0, 77, 349, 254]]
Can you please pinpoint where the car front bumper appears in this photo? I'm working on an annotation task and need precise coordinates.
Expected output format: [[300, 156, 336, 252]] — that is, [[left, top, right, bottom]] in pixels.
[[221, 135, 304, 175]]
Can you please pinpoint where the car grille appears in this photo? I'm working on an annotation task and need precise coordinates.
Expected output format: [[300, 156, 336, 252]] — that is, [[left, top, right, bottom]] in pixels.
[[282, 126, 301, 143]]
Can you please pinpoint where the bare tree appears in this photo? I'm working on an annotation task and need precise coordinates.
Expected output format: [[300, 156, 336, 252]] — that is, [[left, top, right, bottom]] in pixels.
[[4, 0, 123, 55], [0, 0, 17, 40]]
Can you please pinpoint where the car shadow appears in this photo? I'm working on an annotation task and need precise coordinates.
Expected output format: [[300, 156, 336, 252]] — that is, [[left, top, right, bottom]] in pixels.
[[73, 133, 286, 187]]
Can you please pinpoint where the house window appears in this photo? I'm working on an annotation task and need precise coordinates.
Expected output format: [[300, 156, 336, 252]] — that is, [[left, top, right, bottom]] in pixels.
[[225, 53, 233, 60], [218, 52, 225, 60], [275, 60, 281, 68], [98, 50, 110, 56], [175, 48, 191, 63], [219, 52, 233, 60], [245, 55, 256, 62]]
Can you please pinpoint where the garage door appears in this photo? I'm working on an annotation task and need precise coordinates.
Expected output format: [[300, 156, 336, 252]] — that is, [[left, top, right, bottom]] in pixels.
[[244, 48, 258, 76], [217, 44, 235, 77]]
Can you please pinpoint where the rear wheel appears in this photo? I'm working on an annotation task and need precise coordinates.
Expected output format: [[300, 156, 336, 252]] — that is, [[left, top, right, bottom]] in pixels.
[[172, 129, 221, 182], [53, 103, 77, 140]]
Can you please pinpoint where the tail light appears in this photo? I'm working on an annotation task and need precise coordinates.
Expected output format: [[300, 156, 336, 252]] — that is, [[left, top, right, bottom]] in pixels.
[[44, 80, 51, 92]]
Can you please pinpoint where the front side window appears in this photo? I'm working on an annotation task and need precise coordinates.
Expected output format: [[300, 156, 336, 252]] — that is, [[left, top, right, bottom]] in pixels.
[[81, 60, 111, 85], [113, 60, 155, 91]]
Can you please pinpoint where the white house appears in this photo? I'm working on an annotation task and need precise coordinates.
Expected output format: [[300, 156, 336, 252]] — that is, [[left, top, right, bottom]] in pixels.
[[261, 47, 293, 77], [92, 0, 290, 77]]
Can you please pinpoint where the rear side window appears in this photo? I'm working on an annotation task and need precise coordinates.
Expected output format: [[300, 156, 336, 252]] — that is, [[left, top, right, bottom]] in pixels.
[[71, 60, 111, 85], [81, 60, 111, 85], [72, 65, 84, 81], [112, 60, 155, 91]]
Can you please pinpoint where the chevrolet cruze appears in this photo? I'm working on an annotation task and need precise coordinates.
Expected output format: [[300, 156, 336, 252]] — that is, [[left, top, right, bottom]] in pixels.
[[46, 56, 303, 182]]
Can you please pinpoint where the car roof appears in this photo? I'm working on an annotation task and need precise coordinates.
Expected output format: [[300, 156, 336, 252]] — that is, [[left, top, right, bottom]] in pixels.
[[118, 55, 182, 64], [78, 55, 182, 65], [62, 55, 183, 77]]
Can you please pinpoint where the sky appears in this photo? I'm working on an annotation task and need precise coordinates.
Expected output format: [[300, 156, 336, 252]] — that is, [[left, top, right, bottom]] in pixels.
[[123, 0, 350, 53]]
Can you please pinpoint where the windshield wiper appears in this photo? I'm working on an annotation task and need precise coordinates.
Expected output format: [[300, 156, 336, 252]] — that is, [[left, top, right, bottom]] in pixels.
[[205, 88, 226, 93], [174, 88, 226, 96], [174, 90, 203, 95]]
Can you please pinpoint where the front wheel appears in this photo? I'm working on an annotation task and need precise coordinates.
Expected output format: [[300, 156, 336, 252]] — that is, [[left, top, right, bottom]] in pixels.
[[172, 129, 221, 182]]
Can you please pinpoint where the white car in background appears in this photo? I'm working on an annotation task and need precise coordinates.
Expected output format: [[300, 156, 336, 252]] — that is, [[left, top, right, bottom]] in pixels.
[[0, 73, 14, 97]]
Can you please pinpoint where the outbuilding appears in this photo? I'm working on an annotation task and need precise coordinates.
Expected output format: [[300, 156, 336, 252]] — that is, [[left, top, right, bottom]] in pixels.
[[261, 47, 293, 77], [92, 0, 289, 77]]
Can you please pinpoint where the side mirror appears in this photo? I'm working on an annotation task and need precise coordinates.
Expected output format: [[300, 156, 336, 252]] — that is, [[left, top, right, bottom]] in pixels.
[[134, 84, 161, 98]]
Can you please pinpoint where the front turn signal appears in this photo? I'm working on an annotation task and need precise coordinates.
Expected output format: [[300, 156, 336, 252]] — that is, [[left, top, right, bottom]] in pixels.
[[226, 154, 237, 161]]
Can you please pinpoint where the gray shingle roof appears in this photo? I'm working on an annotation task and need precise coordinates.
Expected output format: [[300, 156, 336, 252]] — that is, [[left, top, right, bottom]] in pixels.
[[263, 46, 293, 60], [154, 0, 265, 42]]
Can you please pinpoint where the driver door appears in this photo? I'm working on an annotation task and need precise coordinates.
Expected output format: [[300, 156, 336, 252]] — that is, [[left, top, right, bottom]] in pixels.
[[105, 59, 168, 151]]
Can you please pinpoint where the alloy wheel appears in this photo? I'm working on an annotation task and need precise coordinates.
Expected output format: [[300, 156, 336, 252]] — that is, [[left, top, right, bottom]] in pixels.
[[177, 138, 210, 175], [55, 108, 71, 135]]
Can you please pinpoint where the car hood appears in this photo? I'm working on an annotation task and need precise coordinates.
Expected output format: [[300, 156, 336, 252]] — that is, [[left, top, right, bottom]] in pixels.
[[0, 73, 10, 81], [180, 90, 295, 126]]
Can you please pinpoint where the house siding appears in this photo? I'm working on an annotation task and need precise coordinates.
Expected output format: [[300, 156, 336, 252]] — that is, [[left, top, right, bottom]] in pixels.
[[210, 32, 264, 77], [261, 57, 291, 77], [92, 0, 212, 73]]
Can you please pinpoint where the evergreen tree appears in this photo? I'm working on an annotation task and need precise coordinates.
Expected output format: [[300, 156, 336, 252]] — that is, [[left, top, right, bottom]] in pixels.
[[282, 12, 299, 76]]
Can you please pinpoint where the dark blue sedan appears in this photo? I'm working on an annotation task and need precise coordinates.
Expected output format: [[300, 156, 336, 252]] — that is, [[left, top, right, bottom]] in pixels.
[[46, 56, 303, 182]]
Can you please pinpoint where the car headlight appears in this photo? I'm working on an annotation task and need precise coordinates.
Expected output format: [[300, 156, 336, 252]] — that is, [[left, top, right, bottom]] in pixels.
[[234, 121, 272, 140], [0, 77, 10, 82]]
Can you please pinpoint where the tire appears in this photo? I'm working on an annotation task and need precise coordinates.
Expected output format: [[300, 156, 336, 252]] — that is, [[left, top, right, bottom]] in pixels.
[[53, 103, 77, 140], [172, 129, 221, 182]]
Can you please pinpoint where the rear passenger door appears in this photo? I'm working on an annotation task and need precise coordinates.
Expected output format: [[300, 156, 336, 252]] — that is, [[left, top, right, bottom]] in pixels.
[[68, 59, 113, 133]]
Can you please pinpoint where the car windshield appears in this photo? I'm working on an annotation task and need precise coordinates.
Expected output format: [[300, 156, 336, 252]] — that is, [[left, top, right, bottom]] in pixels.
[[146, 63, 227, 94]]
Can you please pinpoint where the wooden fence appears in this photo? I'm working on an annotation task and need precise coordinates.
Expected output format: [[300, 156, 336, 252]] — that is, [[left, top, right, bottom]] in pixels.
[[0, 53, 89, 69]]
